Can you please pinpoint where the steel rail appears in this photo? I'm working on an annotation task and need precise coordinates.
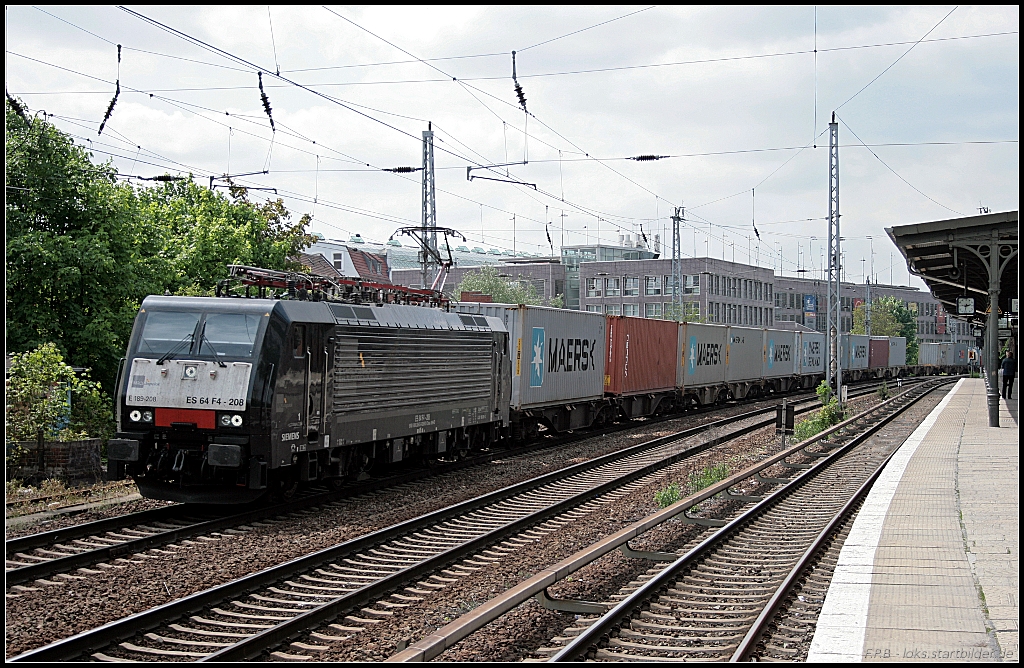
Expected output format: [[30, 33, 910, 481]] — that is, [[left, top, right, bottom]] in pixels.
[[550, 377, 953, 662], [10, 392, 829, 662]]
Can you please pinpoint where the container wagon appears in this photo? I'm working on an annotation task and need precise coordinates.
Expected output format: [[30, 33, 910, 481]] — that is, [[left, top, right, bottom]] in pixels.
[[604, 315, 679, 417], [456, 303, 606, 436], [763, 329, 801, 392], [677, 322, 729, 406]]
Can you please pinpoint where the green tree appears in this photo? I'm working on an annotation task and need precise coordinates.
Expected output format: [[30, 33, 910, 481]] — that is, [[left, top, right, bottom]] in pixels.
[[135, 179, 316, 294], [852, 296, 919, 363], [5, 343, 113, 446], [6, 99, 170, 392], [456, 266, 542, 305]]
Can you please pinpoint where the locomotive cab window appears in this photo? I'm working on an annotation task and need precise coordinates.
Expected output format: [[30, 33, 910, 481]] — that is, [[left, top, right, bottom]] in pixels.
[[293, 325, 306, 357], [199, 313, 260, 357], [138, 311, 200, 355]]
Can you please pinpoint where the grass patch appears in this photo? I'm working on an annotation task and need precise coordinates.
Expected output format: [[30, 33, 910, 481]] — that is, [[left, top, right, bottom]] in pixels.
[[655, 462, 732, 509]]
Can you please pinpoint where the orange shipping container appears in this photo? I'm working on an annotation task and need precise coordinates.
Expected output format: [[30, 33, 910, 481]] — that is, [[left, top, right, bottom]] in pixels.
[[604, 316, 679, 395]]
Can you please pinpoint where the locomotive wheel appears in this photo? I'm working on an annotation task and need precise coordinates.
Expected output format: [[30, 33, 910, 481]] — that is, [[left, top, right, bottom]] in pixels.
[[277, 474, 299, 501]]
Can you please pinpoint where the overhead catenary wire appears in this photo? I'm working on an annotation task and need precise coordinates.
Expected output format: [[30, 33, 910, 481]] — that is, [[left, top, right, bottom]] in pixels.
[[17, 9, 1008, 262]]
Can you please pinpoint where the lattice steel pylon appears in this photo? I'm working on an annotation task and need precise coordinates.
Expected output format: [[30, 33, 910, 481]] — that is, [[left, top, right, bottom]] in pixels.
[[672, 207, 683, 318], [421, 123, 438, 288], [825, 113, 842, 401]]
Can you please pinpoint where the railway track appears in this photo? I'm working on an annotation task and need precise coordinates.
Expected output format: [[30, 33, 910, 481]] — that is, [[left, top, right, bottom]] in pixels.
[[7, 379, 902, 589], [540, 377, 954, 662], [379, 377, 953, 662], [10, 383, 858, 663]]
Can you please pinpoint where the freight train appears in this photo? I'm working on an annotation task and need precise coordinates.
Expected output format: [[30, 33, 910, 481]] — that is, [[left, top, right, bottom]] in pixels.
[[106, 266, 969, 504]]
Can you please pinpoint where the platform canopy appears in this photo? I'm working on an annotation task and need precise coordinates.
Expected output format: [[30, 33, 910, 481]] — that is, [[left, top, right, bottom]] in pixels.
[[886, 210, 1018, 326]]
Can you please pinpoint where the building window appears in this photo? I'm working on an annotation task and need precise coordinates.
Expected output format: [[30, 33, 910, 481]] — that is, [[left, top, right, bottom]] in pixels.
[[684, 274, 700, 295], [623, 276, 640, 296], [623, 303, 639, 316], [645, 276, 662, 296], [645, 302, 662, 318], [664, 275, 677, 296], [684, 302, 700, 318], [605, 304, 621, 316], [333, 252, 344, 270], [714, 275, 720, 295], [586, 277, 601, 298], [585, 305, 602, 313], [605, 277, 621, 297]]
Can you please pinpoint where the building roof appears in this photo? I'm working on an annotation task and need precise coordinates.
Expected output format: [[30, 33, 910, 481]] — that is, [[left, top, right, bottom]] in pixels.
[[886, 210, 1018, 325], [347, 247, 392, 284], [295, 252, 342, 278]]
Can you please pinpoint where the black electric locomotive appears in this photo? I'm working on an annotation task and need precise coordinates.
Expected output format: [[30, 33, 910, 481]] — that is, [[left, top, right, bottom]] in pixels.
[[107, 274, 511, 504]]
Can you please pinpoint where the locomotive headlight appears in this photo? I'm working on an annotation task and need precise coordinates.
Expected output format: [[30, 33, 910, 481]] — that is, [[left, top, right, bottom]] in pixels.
[[129, 409, 142, 422], [219, 414, 232, 427], [230, 414, 243, 427], [142, 411, 154, 423]]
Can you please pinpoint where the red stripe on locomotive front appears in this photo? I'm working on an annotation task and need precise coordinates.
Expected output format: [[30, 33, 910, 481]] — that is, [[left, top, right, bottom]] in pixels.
[[155, 408, 217, 430]]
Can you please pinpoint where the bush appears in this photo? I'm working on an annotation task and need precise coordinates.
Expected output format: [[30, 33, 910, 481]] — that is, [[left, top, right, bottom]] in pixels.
[[5, 343, 114, 452], [654, 482, 682, 508], [688, 463, 730, 494], [793, 397, 846, 443], [876, 380, 890, 400]]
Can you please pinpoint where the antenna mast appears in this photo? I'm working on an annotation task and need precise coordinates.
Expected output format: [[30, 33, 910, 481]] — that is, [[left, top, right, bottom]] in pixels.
[[421, 122, 437, 288], [826, 113, 842, 403]]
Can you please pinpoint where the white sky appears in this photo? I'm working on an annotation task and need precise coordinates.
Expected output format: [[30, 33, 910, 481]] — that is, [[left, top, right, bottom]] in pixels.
[[5, 5, 1019, 289]]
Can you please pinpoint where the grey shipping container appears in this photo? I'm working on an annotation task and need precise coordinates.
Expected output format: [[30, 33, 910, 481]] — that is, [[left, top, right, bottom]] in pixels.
[[918, 342, 940, 366], [677, 322, 728, 389], [888, 337, 907, 367], [763, 329, 800, 378], [842, 334, 870, 370], [725, 327, 764, 382], [952, 343, 968, 365], [800, 331, 826, 375], [456, 303, 606, 410]]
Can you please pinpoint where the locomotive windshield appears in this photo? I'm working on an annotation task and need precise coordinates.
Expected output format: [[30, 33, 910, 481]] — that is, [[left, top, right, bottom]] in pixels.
[[138, 311, 200, 355], [198, 313, 260, 357], [136, 310, 261, 359]]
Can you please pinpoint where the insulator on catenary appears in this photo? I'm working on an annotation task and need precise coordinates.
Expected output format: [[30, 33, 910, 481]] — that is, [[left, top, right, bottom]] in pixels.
[[98, 80, 120, 136], [630, 155, 668, 161], [384, 166, 422, 173], [258, 72, 275, 132], [141, 175, 185, 182]]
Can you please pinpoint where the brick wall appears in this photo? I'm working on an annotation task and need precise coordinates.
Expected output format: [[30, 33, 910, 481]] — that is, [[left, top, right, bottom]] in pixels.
[[6, 439, 104, 484]]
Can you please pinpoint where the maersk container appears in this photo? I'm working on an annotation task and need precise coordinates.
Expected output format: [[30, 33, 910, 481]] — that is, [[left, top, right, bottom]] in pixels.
[[888, 337, 907, 367], [918, 342, 940, 366], [868, 337, 890, 369], [936, 342, 953, 366], [800, 331, 826, 375], [952, 343, 968, 366], [725, 326, 764, 382], [604, 316, 677, 396], [842, 334, 870, 370], [677, 322, 728, 389], [763, 329, 800, 378], [455, 303, 606, 409]]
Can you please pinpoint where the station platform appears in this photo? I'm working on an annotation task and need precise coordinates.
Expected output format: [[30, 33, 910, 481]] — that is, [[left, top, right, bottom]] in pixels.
[[809, 377, 1018, 663]]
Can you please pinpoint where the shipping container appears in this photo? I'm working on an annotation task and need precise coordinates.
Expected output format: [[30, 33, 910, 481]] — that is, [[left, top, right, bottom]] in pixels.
[[726, 327, 764, 382], [604, 316, 678, 396], [936, 342, 953, 366], [952, 342, 968, 365], [842, 334, 870, 370], [868, 337, 890, 369], [677, 322, 728, 390], [456, 303, 606, 409], [800, 331, 826, 375], [763, 329, 800, 378], [888, 337, 907, 367], [918, 342, 940, 366]]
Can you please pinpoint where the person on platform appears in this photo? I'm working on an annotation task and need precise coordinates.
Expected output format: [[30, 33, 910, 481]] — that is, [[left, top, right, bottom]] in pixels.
[[1001, 350, 1015, 400]]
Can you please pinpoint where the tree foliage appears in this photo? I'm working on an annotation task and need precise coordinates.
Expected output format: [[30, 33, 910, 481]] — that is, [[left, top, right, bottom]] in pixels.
[[5, 343, 113, 446], [6, 99, 315, 393], [456, 265, 542, 305], [852, 296, 919, 364]]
